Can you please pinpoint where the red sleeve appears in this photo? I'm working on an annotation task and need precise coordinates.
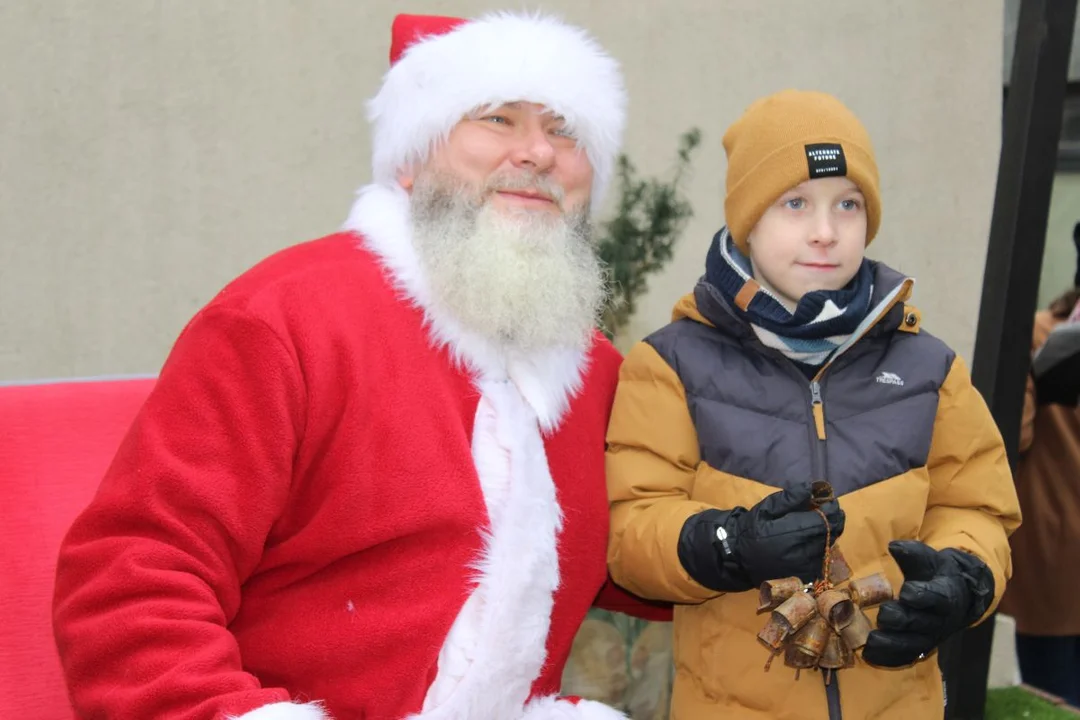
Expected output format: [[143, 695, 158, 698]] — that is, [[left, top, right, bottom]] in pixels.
[[592, 578, 673, 622], [53, 305, 307, 719]]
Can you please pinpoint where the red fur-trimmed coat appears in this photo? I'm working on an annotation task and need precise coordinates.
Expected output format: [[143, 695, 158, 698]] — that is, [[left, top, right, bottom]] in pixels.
[[53, 183, 661, 720]]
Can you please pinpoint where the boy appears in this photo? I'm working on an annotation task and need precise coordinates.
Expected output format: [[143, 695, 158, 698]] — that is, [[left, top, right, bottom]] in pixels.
[[604, 90, 1021, 719]]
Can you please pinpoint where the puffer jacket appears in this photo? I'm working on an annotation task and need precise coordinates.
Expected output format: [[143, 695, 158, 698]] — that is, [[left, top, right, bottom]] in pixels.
[[606, 260, 1021, 720]]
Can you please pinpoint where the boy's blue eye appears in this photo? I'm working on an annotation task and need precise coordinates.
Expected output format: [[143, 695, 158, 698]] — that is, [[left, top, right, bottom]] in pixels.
[[785, 198, 805, 210], [839, 199, 861, 211]]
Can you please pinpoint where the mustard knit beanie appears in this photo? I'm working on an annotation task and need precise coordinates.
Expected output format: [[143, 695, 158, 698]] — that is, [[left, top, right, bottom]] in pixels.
[[722, 89, 881, 253]]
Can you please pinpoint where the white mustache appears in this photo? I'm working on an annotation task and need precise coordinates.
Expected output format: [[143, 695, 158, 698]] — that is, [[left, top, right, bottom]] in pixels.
[[484, 173, 566, 207]]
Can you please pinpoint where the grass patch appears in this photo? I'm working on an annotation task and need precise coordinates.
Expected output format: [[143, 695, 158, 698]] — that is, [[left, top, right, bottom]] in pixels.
[[985, 687, 1078, 719]]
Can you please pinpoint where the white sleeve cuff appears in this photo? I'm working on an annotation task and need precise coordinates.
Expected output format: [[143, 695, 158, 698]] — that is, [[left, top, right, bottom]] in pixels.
[[228, 701, 331, 720], [521, 696, 628, 720]]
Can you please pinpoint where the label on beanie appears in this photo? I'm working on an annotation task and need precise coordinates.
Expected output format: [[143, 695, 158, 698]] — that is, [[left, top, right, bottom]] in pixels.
[[805, 143, 847, 178]]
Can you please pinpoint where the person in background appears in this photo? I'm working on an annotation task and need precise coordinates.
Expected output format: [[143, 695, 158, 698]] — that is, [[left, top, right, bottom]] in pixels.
[[1026, 224, 1080, 406], [999, 242, 1080, 707]]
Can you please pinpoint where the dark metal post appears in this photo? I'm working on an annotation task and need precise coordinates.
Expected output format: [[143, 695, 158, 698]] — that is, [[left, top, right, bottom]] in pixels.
[[942, 0, 1078, 718]]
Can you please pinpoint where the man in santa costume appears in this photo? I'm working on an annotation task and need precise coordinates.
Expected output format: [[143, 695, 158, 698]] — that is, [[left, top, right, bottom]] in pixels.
[[52, 11, 663, 720]]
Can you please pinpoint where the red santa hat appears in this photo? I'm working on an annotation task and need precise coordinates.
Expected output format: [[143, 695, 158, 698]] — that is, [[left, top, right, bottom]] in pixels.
[[367, 12, 628, 213]]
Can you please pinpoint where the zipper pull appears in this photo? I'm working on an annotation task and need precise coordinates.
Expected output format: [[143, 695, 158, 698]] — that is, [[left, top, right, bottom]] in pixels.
[[810, 381, 827, 440], [715, 525, 734, 557]]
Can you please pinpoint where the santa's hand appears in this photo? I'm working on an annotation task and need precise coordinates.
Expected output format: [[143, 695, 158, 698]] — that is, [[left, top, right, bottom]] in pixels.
[[862, 541, 994, 668]]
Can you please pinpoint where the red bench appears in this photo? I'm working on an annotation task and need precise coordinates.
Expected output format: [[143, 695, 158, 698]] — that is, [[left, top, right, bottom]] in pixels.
[[0, 377, 155, 719]]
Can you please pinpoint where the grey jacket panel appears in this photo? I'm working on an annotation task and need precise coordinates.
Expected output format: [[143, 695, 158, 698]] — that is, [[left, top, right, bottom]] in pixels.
[[646, 262, 955, 498]]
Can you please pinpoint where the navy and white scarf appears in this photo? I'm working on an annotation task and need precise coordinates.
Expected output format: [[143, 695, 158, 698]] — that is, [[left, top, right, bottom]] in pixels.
[[704, 227, 875, 365]]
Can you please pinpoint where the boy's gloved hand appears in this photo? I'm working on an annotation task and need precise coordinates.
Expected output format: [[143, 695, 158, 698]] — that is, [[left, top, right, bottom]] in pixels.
[[677, 484, 845, 592], [862, 540, 995, 668]]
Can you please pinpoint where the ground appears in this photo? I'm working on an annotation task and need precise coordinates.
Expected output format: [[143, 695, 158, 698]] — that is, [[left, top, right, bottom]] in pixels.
[[985, 687, 1080, 718]]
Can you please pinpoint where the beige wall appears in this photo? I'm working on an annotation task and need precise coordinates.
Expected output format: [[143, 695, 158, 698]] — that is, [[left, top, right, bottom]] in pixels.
[[1038, 173, 1080, 309], [0, 1, 1003, 381]]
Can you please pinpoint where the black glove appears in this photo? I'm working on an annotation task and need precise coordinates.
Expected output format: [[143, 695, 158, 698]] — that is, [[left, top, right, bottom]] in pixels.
[[677, 483, 845, 592], [862, 540, 995, 668]]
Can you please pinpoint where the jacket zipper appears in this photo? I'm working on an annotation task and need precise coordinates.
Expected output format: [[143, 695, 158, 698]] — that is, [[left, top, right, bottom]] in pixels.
[[825, 674, 843, 720], [702, 278, 912, 720], [810, 379, 827, 444], [809, 377, 842, 720]]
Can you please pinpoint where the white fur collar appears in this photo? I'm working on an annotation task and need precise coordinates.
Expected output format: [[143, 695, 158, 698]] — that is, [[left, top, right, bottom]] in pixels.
[[342, 183, 591, 432]]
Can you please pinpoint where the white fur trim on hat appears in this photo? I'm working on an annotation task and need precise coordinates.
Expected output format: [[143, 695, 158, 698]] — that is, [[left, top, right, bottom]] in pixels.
[[367, 11, 627, 213]]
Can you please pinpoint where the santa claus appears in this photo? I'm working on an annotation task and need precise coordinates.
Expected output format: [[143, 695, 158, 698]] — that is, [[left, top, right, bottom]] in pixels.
[[52, 11, 665, 720]]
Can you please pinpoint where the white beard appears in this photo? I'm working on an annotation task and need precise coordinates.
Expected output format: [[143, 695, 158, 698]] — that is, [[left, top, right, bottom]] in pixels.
[[409, 171, 607, 354]]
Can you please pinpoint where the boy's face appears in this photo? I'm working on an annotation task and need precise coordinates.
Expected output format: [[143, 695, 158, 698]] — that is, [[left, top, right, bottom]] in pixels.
[[747, 176, 868, 310]]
